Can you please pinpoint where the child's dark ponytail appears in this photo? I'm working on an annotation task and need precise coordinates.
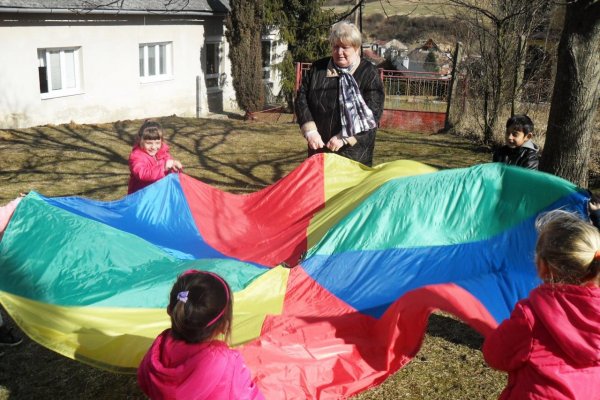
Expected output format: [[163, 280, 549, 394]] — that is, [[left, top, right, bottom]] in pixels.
[[167, 270, 232, 344]]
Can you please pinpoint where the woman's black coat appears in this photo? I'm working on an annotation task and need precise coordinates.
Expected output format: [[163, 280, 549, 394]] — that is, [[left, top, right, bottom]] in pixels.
[[295, 57, 385, 166]]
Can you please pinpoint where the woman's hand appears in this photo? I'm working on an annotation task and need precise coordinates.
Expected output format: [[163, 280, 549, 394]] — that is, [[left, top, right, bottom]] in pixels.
[[327, 134, 346, 152], [305, 130, 325, 150]]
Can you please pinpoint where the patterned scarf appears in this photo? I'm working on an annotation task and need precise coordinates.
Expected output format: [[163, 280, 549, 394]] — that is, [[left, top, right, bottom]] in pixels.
[[336, 62, 377, 138]]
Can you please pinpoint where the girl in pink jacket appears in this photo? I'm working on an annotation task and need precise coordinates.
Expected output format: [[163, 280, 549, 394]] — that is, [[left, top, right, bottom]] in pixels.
[[483, 210, 600, 400], [127, 120, 182, 194], [137, 270, 264, 400]]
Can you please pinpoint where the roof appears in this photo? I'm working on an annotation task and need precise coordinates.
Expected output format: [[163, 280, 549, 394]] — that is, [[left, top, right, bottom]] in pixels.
[[362, 48, 384, 64], [420, 38, 440, 52], [384, 39, 407, 50], [0, 0, 229, 14]]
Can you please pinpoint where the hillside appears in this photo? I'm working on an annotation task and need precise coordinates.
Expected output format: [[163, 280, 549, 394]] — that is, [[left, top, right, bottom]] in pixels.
[[324, 0, 461, 51], [324, 0, 453, 17]]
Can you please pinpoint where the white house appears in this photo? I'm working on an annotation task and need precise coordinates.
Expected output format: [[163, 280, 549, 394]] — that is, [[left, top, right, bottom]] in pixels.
[[0, 0, 240, 128]]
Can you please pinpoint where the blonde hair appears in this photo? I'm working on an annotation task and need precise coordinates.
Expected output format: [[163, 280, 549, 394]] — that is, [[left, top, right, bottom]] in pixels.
[[329, 21, 362, 49], [535, 210, 600, 284]]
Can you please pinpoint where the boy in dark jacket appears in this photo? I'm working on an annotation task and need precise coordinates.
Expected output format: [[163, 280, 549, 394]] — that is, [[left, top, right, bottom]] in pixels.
[[493, 115, 539, 170]]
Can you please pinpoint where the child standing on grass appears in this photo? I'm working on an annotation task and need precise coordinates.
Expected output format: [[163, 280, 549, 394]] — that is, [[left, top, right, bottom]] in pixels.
[[483, 210, 600, 399], [128, 120, 183, 194], [137, 270, 264, 400], [492, 115, 540, 170]]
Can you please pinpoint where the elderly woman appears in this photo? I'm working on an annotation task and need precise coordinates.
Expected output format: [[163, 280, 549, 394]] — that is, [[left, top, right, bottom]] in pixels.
[[295, 21, 385, 166]]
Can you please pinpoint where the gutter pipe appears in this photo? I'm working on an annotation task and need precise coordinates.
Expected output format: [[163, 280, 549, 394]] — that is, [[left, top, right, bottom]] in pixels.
[[0, 7, 226, 17]]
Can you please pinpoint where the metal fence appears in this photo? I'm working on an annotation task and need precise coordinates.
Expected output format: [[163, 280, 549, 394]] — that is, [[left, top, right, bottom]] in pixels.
[[295, 62, 450, 112], [381, 69, 450, 100]]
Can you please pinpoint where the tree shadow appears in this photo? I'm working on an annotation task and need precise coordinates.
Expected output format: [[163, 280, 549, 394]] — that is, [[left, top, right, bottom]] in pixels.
[[0, 116, 307, 203]]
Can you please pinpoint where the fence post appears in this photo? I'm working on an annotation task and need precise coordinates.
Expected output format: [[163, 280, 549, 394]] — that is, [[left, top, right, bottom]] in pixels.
[[444, 42, 463, 131], [196, 75, 202, 118], [295, 62, 302, 93], [292, 62, 303, 123]]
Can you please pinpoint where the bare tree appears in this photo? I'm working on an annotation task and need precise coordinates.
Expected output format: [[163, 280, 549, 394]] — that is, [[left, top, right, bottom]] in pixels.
[[446, 0, 552, 143], [539, 0, 600, 187]]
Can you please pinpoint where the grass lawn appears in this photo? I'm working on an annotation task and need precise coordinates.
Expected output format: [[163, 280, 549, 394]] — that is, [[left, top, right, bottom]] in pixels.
[[0, 113, 581, 399]]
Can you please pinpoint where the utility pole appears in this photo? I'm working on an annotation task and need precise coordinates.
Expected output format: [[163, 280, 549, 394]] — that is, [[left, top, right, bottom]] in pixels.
[[359, 0, 363, 33]]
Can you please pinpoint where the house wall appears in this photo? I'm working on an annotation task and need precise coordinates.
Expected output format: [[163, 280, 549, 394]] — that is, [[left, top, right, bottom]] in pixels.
[[262, 28, 287, 101], [0, 14, 237, 129]]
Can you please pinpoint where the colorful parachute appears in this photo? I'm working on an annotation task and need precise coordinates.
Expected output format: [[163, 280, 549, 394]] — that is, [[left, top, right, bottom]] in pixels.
[[0, 154, 589, 399]]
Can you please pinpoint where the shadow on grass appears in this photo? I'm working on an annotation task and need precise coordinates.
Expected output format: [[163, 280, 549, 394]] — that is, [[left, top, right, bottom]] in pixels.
[[0, 116, 307, 202], [426, 313, 484, 350], [0, 311, 144, 400]]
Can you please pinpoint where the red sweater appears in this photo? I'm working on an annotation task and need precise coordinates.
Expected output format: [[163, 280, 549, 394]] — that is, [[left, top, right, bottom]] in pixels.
[[483, 284, 600, 399], [127, 142, 174, 194]]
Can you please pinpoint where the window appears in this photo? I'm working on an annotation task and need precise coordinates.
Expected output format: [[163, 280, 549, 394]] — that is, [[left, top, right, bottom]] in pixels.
[[139, 42, 172, 82], [261, 41, 272, 80], [38, 47, 82, 98], [205, 41, 221, 90]]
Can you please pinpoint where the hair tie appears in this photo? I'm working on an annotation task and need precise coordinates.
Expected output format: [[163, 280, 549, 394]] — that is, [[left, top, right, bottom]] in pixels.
[[178, 270, 230, 327], [204, 272, 230, 327], [595, 250, 600, 261], [176, 291, 189, 303]]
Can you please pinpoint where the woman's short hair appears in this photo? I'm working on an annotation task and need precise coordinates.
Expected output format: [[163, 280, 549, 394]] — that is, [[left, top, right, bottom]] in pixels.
[[329, 21, 362, 49]]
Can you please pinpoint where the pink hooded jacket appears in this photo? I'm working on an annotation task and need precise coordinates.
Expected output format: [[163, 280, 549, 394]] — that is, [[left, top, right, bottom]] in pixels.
[[127, 142, 174, 194], [137, 330, 264, 400], [483, 284, 600, 399]]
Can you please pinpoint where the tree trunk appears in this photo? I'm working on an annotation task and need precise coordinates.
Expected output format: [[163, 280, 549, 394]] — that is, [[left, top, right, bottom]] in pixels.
[[485, 22, 507, 144], [444, 42, 463, 131], [511, 34, 527, 115], [483, 87, 492, 142], [539, 0, 600, 187]]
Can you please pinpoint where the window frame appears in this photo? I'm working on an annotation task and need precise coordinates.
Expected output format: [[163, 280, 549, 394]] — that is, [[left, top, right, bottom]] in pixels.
[[38, 47, 83, 99], [139, 42, 173, 83], [261, 40, 272, 81], [204, 37, 223, 93]]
